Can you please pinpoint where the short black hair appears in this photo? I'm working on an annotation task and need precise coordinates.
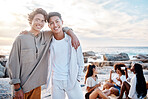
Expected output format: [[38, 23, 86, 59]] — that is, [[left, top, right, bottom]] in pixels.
[[47, 12, 62, 23]]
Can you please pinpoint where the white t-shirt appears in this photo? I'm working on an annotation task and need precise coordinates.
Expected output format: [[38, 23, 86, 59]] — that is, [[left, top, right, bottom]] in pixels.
[[128, 75, 138, 98], [86, 76, 99, 89], [51, 33, 70, 80], [112, 74, 126, 86]]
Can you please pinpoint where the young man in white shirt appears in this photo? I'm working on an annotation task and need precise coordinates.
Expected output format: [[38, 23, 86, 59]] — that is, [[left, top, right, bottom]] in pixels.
[[46, 12, 84, 99]]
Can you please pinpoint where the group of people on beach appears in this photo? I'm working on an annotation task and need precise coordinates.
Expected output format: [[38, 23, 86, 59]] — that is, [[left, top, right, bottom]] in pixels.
[[85, 63, 147, 99], [6, 7, 147, 99]]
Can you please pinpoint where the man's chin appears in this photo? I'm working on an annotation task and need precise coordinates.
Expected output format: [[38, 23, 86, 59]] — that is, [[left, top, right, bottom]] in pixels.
[[36, 28, 42, 31], [53, 30, 61, 34]]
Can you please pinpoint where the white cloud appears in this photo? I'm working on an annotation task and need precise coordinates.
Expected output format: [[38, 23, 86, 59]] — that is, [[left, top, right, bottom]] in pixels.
[[0, 0, 148, 50]]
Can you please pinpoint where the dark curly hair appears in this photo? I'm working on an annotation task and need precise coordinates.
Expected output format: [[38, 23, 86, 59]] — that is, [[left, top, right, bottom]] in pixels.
[[114, 63, 126, 75], [28, 8, 47, 24]]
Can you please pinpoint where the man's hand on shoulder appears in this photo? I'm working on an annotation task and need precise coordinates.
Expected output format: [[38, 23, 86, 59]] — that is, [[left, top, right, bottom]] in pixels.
[[71, 34, 80, 50]]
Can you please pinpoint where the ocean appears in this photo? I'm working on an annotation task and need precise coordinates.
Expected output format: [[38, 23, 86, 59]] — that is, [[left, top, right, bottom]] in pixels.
[[0, 46, 148, 60], [83, 47, 148, 60]]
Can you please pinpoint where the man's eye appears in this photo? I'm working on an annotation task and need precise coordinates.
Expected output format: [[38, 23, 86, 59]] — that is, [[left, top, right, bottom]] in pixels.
[[56, 20, 59, 23], [50, 22, 53, 25], [42, 20, 45, 22]]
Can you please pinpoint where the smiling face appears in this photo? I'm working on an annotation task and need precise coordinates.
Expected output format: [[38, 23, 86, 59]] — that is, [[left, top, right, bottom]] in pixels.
[[30, 14, 45, 32], [48, 16, 63, 35]]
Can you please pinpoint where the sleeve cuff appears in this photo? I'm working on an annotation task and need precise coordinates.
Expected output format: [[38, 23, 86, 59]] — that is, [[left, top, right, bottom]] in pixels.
[[9, 79, 21, 85]]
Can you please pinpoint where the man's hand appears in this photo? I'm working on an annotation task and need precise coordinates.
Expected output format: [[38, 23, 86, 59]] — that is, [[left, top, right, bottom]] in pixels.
[[65, 28, 80, 49], [71, 34, 80, 49], [14, 84, 24, 99], [14, 89, 24, 99]]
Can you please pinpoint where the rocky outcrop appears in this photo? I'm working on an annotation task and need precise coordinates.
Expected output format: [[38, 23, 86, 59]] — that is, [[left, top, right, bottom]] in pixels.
[[83, 51, 95, 57], [83, 51, 102, 63], [141, 63, 148, 69], [83, 51, 99, 63], [0, 64, 5, 78], [84, 58, 88, 63], [103, 53, 130, 61], [0, 56, 8, 78], [88, 61, 131, 67], [133, 54, 148, 59]]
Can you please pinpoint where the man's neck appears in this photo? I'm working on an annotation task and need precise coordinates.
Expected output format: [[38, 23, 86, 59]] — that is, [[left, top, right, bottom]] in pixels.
[[54, 31, 64, 40], [29, 29, 40, 36]]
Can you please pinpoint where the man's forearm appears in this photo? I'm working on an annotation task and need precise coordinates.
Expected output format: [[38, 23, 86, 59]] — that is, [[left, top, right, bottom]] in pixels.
[[63, 27, 75, 38], [66, 29, 75, 37]]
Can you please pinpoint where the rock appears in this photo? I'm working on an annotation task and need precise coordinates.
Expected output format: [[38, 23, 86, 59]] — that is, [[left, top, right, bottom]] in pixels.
[[0, 61, 7, 67], [84, 58, 88, 63], [89, 56, 98, 60], [0, 64, 5, 78], [0, 72, 4, 78], [103, 53, 130, 61], [83, 51, 95, 57], [87, 61, 132, 67], [141, 63, 148, 69], [133, 54, 148, 59], [0, 55, 5, 58], [4, 68, 9, 78]]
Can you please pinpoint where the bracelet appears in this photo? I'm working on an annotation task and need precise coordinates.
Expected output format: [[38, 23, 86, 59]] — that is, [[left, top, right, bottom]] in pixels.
[[14, 87, 21, 91]]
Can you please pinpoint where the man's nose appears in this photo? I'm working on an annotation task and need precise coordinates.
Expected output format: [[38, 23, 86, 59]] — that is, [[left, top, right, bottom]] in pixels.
[[54, 23, 57, 26]]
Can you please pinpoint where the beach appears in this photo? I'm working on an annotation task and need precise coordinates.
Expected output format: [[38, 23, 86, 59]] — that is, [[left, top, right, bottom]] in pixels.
[[0, 47, 148, 98], [0, 66, 148, 99]]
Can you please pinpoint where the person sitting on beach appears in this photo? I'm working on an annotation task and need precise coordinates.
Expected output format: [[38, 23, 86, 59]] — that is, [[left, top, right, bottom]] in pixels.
[[103, 63, 128, 96], [84, 64, 109, 99], [118, 63, 147, 99]]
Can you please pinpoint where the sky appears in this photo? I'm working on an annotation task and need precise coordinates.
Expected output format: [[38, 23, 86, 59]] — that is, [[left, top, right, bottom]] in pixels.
[[0, 0, 148, 54]]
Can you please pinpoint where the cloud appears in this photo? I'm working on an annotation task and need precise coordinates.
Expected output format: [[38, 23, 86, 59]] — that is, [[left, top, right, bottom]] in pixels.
[[0, 0, 148, 49], [0, 37, 14, 46]]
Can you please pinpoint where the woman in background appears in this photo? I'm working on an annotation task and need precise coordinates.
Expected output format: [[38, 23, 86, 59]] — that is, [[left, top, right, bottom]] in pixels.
[[118, 63, 147, 99], [103, 63, 128, 96], [84, 64, 109, 99]]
